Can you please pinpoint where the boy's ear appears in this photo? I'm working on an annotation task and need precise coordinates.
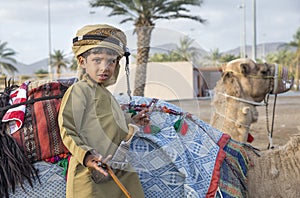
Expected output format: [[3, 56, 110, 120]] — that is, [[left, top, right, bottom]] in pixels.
[[77, 56, 85, 67]]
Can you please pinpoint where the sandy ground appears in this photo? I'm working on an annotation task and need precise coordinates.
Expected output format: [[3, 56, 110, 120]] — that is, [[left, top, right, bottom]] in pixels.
[[169, 92, 300, 151]]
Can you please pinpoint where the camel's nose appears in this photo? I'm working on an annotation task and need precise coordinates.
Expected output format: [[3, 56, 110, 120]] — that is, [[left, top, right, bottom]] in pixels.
[[271, 64, 294, 94]]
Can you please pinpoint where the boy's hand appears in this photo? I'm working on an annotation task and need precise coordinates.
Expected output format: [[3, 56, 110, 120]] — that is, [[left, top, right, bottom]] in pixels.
[[84, 150, 112, 176], [131, 109, 150, 126]]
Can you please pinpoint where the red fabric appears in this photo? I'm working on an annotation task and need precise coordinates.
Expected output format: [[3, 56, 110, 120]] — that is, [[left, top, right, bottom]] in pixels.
[[11, 82, 69, 162], [180, 121, 188, 135], [143, 124, 152, 134], [247, 133, 254, 143], [2, 82, 28, 133], [206, 133, 230, 198]]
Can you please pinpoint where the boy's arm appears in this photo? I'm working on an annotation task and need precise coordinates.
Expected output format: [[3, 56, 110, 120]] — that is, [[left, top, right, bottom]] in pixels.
[[58, 86, 93, 165]]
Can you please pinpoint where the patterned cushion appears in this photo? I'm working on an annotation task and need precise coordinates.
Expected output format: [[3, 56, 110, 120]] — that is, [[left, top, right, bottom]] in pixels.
[[11, 80, 74, 162]]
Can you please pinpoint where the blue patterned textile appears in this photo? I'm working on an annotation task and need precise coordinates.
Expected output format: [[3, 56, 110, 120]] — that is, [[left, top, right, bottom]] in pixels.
[[9, 161, 66, 198], [119, 96, 225, 198]]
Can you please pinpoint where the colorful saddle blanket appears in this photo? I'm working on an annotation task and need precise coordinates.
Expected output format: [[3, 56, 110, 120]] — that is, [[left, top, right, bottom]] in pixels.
[[5, 84, 248, 197], [118, 96, 248, 197]]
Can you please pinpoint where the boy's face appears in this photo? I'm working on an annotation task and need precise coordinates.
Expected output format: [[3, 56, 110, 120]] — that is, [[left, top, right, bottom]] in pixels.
[[79, 53, 118, 83]]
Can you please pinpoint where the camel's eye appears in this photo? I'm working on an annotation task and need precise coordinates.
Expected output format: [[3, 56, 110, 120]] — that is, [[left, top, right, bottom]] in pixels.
[[260, 68, 270, 76], [261, 71, 267, 75]]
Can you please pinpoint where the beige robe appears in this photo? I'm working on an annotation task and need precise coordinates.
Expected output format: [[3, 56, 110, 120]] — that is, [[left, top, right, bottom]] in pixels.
[[58, 75, 144, 198]]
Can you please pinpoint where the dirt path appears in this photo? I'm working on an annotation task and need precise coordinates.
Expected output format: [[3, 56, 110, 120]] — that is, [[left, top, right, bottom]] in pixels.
[[169, 93, 300, 150]]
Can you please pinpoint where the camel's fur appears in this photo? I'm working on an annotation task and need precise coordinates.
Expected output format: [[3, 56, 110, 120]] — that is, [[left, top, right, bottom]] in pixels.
[[246, 135, 300, 198], [211, 58, 274, 142]]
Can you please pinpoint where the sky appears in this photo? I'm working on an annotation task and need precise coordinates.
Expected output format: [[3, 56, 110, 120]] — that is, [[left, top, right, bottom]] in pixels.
[[0, 0, 299, 64]]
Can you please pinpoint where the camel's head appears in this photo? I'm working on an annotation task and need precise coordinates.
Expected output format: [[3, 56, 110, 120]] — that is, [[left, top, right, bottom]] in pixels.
[[221, 58, 293, 102]]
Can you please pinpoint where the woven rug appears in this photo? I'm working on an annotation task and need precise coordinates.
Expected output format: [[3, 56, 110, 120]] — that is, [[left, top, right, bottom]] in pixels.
[[118, 96, 229, 197], [9, 161, 66, 198], [216, 140, 250, 198]]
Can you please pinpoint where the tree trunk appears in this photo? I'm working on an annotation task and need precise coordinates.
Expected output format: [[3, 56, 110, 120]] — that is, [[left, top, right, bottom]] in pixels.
[[57, 65, 61, 79], [296, 61, 299, 90], [133, 25, 154, 96]]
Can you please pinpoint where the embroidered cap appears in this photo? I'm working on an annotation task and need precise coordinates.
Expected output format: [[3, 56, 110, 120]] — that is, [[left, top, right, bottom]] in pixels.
[[72, 24, 127, 57]]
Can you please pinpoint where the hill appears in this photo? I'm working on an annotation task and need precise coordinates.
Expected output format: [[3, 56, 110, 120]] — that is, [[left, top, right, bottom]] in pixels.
[[224, 42, 296, 59], [13, 42, 296, 75]]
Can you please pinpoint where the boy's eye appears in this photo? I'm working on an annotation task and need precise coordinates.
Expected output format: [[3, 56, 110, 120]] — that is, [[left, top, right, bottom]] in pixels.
[[92, 58, 102, 64], [106, 59, 117, 65], [91, 58, 117, 65]]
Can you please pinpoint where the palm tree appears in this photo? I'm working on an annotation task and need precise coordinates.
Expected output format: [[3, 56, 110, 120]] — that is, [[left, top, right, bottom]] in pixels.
[[90, 0, 206, 96], [266, 49, 295, 66], [173, 36, 202, 62], [35, 69, 48, 79], [289, 27, 300, 90], [266, 49, 296, 90], [69, 57, 78, 71], [149, 36, 202, 62], [50, 49, 69, 79], [219, 54, 239, 63], [0, 41, 18, 75], [202, 48, 223, 67]]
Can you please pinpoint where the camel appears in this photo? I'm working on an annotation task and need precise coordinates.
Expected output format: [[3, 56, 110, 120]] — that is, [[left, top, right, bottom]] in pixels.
[[211, 58, 292, 143], [210, 58, 300, 197]]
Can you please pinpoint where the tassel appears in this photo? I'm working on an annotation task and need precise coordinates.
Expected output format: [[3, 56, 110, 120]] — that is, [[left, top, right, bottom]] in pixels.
[[143, 124, 161, 134], [150, 125, 161, 134], [0, 126, 39, 197], [247, 133, 254, 143], [128, 109, 137, 117], [143, 124, 151, 134], [180, 121, 188, 136], [173, 117, 188, 136], [57, 157, 69, 177], [0, 79, 39, 197]]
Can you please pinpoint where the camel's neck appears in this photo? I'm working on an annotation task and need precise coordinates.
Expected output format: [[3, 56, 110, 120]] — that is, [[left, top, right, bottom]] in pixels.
[[211, 89, 259, 142]]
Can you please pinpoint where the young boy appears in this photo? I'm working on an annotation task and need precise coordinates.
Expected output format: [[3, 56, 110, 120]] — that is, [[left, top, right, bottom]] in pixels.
[[58, 24, 147, 198]]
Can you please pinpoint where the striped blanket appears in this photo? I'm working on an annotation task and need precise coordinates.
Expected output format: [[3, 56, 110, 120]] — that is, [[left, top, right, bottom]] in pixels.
[[5, 80, 74, 163]]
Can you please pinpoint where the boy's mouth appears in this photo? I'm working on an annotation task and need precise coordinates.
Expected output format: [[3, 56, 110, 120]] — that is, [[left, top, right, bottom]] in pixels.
[[98, 74, 109, 81]]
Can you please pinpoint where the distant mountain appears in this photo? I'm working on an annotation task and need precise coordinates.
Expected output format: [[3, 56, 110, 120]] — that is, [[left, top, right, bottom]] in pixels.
[[149, 43, 208, 57], [14, 57, 72, 76], [224, 42, 296, 59], [150, 43, 178, 54], [16, 58, 49, 76], [12, 42, 296, 75]]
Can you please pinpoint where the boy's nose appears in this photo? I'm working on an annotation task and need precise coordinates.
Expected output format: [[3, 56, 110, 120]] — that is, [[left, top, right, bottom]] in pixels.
[[101, 61, 112, 70]]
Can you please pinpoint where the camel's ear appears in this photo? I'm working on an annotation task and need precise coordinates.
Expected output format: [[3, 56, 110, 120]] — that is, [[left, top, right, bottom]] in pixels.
[[240, 63, 251, 76], [222, 72, 241, 97], [222, 71, 232, 79], [221, 63, 227, 73], [222, 71, 236, 84]]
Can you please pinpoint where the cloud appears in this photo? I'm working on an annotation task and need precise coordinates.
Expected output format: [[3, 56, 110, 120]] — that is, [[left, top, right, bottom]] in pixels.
[[0, 0, 299, 64]]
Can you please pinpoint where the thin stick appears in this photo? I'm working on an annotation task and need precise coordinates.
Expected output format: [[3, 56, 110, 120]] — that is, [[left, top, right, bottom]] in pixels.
[[106, 165, 132, 198]]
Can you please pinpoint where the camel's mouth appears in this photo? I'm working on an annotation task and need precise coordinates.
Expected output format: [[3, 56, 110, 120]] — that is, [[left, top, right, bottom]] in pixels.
[[270, 65, 294, 94]]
